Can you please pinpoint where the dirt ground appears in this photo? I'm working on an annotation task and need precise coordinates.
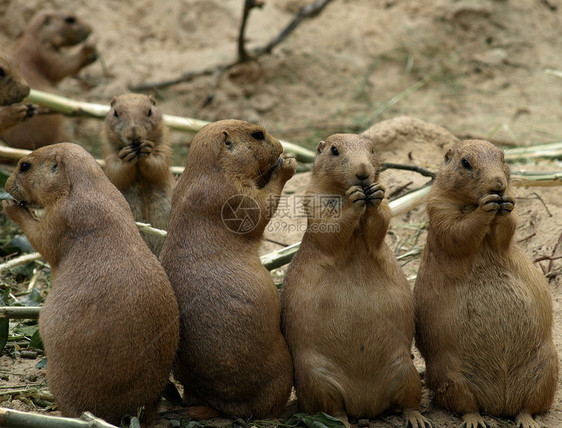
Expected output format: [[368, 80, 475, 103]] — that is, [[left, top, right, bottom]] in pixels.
[[0, 0, 561, 427]]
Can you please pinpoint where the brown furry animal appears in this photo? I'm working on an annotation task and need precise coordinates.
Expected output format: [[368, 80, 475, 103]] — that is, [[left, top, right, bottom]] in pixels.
[[3, 143, 179, 425], [160, 119, 295, 418], [0, 51, 35, 133], [1, 10, 97, 149], [104, 93, 173, 256], [414, 139, 558, 428], [281, 134, 432, 427]]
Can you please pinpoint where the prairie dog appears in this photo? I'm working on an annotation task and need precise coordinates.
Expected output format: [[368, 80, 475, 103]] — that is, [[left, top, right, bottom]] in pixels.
[[104, 93, 173, 256], [160, 119, 295, 418], [282, 134, 431, 427], [1, 10, 97, 149], [414, 139, 558, 428], [3, 143, 179, 425]]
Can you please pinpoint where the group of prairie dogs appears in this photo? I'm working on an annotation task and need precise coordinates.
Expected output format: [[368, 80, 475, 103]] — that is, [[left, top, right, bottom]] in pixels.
[[3, 117, 558, 428], [1, 8, 558, 428]]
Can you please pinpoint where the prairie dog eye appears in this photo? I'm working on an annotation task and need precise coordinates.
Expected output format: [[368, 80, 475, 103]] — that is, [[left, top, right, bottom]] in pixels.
[[461, 157, 471, 170], [64, 16, 76, 24], [251, 131, 265, 140], [331, 146, 339, 156], [20, 161, 31, 172], [113, 109, 119, 118], [147, 108, 153, 117], [0, 67, 5, 78]]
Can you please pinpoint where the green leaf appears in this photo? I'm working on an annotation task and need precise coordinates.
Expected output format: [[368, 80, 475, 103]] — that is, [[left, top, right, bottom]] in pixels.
[[286, 413, 346, 428], [0, 297, 8, 353], [13, 323, 39, 337], [29, 328, 44, 350], [20, 288, 43, 306], [35, 357, 47, 369]]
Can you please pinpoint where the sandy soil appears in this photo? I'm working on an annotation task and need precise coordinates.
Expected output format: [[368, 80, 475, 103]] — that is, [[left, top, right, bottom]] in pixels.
[[0, 0, 561, 427]]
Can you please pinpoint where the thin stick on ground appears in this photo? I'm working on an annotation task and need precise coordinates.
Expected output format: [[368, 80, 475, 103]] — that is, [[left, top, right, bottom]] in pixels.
[[0, 306, 41, 320], [0, 408, 118, 428], [382, 162, 436, 178], [16, 90, 318, 163], [0, 253, 42, 273], [130, 0, 335, 91]]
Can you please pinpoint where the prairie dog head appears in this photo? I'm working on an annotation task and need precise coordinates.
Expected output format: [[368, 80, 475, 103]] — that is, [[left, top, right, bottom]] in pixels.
[[6, 147, 69, 211], [187, 119, 284, 187], [435, 139, 510, 205], [6, 143, 106, 211], [28, 10, 92, 48], [105, 94, 164, 149], [312, 133, 382, 195], [0, 51, 30, 105]]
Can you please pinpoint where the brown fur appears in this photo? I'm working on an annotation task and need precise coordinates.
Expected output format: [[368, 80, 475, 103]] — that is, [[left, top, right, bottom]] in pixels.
[[1, 10, 97, 149], [414, 139, 558, 428], [281, 134, 431, 427], [160, 119, 295, 418], [2, 143, 179, 425], [103, 93, 173, 256], [0, 51, 35, 133]]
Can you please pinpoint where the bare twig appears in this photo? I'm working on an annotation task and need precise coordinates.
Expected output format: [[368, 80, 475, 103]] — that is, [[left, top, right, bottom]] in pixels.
[[548, 232, 562, 274], [238, 0, 265, 62], [388, 181, 413, 199], [0, 307, 41, 320], [533, 255, 562, 263], [0, 253, 43, 273], [130, 0, 335, 91], [0, 408, 118, 428], [1, 93, 318, 163], [253, 0, 335, 56], [382, 163, 436, 178]]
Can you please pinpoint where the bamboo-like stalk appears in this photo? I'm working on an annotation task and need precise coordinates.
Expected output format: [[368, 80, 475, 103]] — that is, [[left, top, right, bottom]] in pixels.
[[511, 171, 562, 187], [260, 242, 301, 270], [135, 222, 168, 237], [0, 306, 41, 319], [505, 142, 562, 161], [0, 408, 118, 428], [0, 253, 42, 273], [24, 89, 317, 162]]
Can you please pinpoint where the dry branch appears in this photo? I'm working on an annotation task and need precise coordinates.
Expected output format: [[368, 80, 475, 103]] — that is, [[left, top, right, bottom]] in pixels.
[[381, 163, 436, 178], [20, 90, 317, 163], [505, 141, 562, 161], [0, 408, 118, 428], [0, 306, 41, 320], [0, 252, 42, 273], [511, 171, 562, 186], [130, 0, 335, 91], [253, 0, 335, 56]]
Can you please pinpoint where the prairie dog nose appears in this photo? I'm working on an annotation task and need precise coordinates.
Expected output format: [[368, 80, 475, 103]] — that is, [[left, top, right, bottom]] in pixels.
[[354, 163, 371, 181]]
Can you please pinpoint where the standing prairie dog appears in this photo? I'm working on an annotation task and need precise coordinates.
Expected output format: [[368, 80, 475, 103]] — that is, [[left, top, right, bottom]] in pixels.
[[281, 134, 432, 427], [414, 139, 558, 428], [1, 9, 98, 149], [2, 143, 179, 425], [104, 93, 174, 256], [160, 120, 295, 418], [0, 51, 36, 134]]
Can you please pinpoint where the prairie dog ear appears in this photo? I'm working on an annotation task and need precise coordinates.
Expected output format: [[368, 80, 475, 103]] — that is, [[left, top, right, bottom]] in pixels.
[[148, 95, 156, 106], [444, 149, 453, 165], [53, 154, 69, 185], [316, 140, 326, 155], [110, 96, 118, 108], [223, 131, 233, 150]]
